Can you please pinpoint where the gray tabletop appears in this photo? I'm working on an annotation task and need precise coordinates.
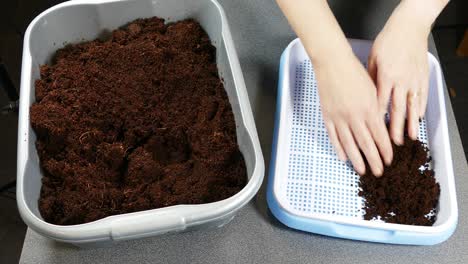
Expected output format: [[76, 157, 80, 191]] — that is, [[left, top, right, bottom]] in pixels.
[[20, 0, 468, 263]]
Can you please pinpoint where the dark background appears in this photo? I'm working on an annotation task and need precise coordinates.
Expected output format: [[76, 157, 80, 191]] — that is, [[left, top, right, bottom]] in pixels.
[[0, 0, 467, 263]]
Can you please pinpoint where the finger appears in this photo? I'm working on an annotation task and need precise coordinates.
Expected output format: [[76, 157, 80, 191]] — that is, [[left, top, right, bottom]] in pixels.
[[336, 123, 366, 175], [367, 113, 393, 166], [351, 122, 384, 177], [376, 73, 393, 115], [407, 90, 419, 140], [419, 75, 430, 118], [390, 87, 407, 145], [325, 121, 347, 161]]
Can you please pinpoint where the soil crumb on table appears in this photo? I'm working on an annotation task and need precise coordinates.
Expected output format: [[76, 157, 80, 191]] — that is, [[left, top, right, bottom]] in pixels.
[[30, 17, 247, 225], [359, 136, 440, 226]]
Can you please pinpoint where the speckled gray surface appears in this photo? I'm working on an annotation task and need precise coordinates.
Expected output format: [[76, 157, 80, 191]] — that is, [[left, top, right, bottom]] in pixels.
[[20, 0, 468, 263]]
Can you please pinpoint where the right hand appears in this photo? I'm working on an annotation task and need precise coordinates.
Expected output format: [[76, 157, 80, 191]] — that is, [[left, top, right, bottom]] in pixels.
[[315, 53, 393, 176]]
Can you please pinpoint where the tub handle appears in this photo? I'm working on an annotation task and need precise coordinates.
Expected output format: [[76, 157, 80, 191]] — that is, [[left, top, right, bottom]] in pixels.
[[110, 213, 186, 241]]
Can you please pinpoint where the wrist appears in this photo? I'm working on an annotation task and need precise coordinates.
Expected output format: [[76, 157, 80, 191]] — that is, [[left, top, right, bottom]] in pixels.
[[397, 0, 449, 33], [309, 41, 355, 68]]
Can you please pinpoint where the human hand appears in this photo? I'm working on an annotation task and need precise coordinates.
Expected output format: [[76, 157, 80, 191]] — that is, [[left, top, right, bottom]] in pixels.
[[368, 0, 446, 144], [315, 53, 393, 176], [276, 0, 448, 176]]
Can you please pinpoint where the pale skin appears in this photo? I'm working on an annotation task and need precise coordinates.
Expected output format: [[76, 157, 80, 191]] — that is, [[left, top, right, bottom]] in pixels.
[[277, 0, 449, 176]]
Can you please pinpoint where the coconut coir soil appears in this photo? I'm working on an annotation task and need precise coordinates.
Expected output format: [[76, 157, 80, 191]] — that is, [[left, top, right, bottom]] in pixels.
[[359, 136, 440, 226], [30, 18, 247, 225]]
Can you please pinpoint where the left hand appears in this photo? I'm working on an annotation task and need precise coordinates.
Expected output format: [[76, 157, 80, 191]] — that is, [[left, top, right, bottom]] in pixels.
[[367, 0, 435, 144]]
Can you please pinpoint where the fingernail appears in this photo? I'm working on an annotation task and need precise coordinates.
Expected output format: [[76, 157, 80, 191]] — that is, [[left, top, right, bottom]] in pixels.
[[394, 135, 403, 146], [360, 167, 366, 176], [384, 156, 392, 166], [375, 167, 383, 177], [338, 154, 346, 162], [412, 128, 418, 140], [388, 152, 394, 165]]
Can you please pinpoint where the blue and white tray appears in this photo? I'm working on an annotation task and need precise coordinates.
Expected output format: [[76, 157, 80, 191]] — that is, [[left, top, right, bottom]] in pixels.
[[267, 38, 458, 245]]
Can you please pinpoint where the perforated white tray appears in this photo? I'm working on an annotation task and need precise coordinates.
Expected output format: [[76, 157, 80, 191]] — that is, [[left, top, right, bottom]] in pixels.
[[267, 38, 458, 245]]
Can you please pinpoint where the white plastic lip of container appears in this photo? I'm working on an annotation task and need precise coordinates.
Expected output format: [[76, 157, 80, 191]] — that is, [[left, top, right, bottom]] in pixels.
[[267, 38, 458, 245], [17, 0, 264, 247]]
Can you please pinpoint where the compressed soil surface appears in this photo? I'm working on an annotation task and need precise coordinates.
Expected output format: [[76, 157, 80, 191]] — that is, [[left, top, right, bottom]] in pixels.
[[359, 136, 440, 226], [30, 17, 247, 225]]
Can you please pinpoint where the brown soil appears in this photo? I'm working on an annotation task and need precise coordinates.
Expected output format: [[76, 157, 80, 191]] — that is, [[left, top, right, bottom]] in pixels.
[[359, 136, 440, 226], [30, 17, 247, 225]]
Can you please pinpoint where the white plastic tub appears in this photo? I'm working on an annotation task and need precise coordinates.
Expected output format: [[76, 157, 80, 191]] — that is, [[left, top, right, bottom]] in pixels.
[[17, 0, 264, 247], [267, 39, 458, 245]]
